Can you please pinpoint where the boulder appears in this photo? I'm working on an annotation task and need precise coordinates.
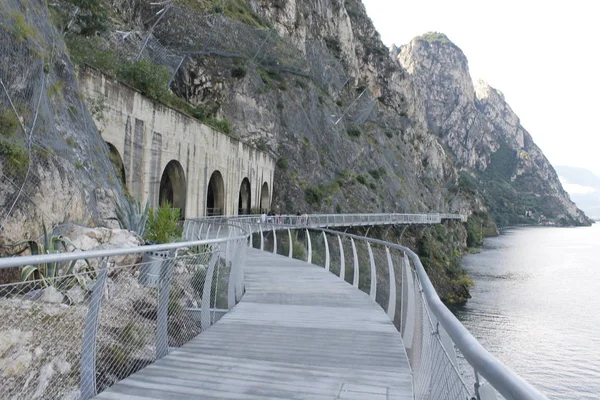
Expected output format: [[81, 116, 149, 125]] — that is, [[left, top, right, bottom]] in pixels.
[[66, 286, 85, 304], [40, 286, 64, 304], [57, 224, 144, 267]]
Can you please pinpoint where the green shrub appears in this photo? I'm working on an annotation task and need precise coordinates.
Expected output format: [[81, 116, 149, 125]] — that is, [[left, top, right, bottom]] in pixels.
[[144, 204, 182, 244], [254, 138, 268, 151], [368, 167, 386, 180], [324, 36, 342, 58], [9, 12, 37, 42], [458, 171, 478, 193], [347, 126, 361, 137], [65, 0, 108, 35], [276, 158, 288, 170], [224, 0, 266, 27], [205, 117, 232, 134], [356, 174, 368, 185], [0, 138, 29, 177], [117, 59, 170, 101], [0, 111, 20, 137], [65, 35, 118, 73], [231, 65, 247, 78], [305, 186, 323, 206]]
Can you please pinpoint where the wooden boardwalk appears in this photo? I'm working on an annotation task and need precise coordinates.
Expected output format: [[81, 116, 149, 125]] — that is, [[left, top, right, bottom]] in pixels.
[[95, 248, 414, 400]]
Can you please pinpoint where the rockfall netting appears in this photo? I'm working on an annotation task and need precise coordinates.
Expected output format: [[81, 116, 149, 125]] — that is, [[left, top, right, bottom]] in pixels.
[[0, 0, 124, 247]]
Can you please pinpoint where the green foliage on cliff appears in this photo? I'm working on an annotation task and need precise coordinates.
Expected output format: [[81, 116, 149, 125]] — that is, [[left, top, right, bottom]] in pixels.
[[411, 222, 472, 303], [417, 32, 451, 44], [64, 0, 108, 35], [117, 59, 171, 101], [144, 204, 182, 244], [484, 141, 518, 181], [465, 212, 496, 247]]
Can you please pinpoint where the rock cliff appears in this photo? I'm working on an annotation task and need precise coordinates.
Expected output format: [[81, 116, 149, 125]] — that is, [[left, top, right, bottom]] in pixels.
[[1, 0, 591, 300], [397, 33, 589, 226], [0, 0, 125, 247]]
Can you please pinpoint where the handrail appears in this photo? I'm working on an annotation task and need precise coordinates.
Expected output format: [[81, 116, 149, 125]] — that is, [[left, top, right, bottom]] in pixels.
[[0, 223, 248, 399], [186, 212, 467, 227], [0, 234, 247, 270], [313, 227, 549, 400]]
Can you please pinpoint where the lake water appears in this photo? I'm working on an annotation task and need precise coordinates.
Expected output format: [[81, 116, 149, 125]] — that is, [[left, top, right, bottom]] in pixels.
[[454, 224, 600, 399]]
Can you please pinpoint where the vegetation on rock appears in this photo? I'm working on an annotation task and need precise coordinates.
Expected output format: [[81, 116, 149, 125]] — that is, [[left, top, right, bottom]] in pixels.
[[144, 204, 182, 244]]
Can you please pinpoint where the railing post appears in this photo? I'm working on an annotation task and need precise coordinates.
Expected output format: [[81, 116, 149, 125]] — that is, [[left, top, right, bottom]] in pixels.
[[272, 226, 277, 254], [156, 250, 176, 359], [235, 241, 246, 302], [287, 228, 293, 258], [337, 235, 345, 281], [205, 224, 211, 240], [351, 237, 359, 288], [306, 229, 312, 263], [385, 247, 396, 321], [402, 253, 415, 349], [367, 242, 377, 300], [202, 249, 220, 330], [80, 257, 109, 400], [260, 224, 264, 251], [323, 232, 330, 271]]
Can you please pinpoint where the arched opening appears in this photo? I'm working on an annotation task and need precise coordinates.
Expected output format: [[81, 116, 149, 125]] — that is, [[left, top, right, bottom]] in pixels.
[[159, 160, 186, 219], [106, 142, 126, 187], [260, 182, 270, 213], [238, 178, 251, 215], [207, 170, 225, 216]]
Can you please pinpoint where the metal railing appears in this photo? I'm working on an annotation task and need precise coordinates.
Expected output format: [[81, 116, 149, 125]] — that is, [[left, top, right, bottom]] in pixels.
[[236, 223, 548, 400], [184, 212, 467, 234], [0, 212, 547, 400], [0, 224, 246, 399]]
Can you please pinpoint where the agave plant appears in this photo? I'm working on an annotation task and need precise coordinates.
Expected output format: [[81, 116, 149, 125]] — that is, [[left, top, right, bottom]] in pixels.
[[116, 197, 149, 237], [10, 222, 93, 290]]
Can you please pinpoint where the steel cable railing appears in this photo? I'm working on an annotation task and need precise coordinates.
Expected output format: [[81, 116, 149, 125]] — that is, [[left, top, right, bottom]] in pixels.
[[240, 222, 548, 400], [0, 224, 246, 399]]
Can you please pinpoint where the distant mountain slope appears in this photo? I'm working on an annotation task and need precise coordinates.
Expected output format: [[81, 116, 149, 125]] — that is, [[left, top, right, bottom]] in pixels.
[[397, 33, 590, 226]]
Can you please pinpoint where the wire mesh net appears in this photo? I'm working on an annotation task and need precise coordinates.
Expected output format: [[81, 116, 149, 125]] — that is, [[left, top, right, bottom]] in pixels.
[[0, 0, 124, 240], [0, 2, 51, 230], [0, 236, 244, 399]]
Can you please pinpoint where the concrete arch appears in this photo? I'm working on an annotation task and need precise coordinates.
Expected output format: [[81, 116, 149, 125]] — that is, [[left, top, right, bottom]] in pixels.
[[207, 170, 225, 216], [159, 160, 186, 219], [260, 182, 270, 213], [238, 178, 251, 215], [106, 142, 126, 187]]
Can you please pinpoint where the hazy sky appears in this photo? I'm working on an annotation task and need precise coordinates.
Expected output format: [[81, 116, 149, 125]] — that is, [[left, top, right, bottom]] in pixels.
[[362, 0, 600, 177]]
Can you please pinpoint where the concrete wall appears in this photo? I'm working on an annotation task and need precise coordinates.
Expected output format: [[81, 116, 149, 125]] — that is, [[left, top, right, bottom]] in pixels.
[[79, 66, 275, 218]]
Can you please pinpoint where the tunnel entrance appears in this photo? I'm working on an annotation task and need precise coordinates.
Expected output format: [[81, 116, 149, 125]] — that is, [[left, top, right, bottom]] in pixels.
[[207, 170, 225, 216], [159, 160, 186, 219], [238, 178, 251, 215], [106, 142, 126, 187], [260, 182, 270, 213]]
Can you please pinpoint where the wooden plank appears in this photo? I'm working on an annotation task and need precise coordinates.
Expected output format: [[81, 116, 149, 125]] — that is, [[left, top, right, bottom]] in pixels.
[[95, 248, 413, 400]]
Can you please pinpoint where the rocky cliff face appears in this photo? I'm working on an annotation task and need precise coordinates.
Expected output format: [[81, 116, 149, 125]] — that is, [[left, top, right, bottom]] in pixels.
[[0, 0, 125, 247], [397, 33, 589, 226], [2, 0, 590, 299]]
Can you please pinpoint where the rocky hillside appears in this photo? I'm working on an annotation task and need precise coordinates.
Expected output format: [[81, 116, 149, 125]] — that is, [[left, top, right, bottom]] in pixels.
[[396, 33, 589, 227], [0, 0, 590, 300], [0, 0, 125, 247]]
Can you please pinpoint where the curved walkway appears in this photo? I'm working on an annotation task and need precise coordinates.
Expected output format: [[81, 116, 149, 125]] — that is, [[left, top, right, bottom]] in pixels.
[[95, 248, 413, 399]]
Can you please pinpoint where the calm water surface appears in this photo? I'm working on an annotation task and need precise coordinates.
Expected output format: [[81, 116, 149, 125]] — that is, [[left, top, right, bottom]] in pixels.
[[455, 224, 600, 399]]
